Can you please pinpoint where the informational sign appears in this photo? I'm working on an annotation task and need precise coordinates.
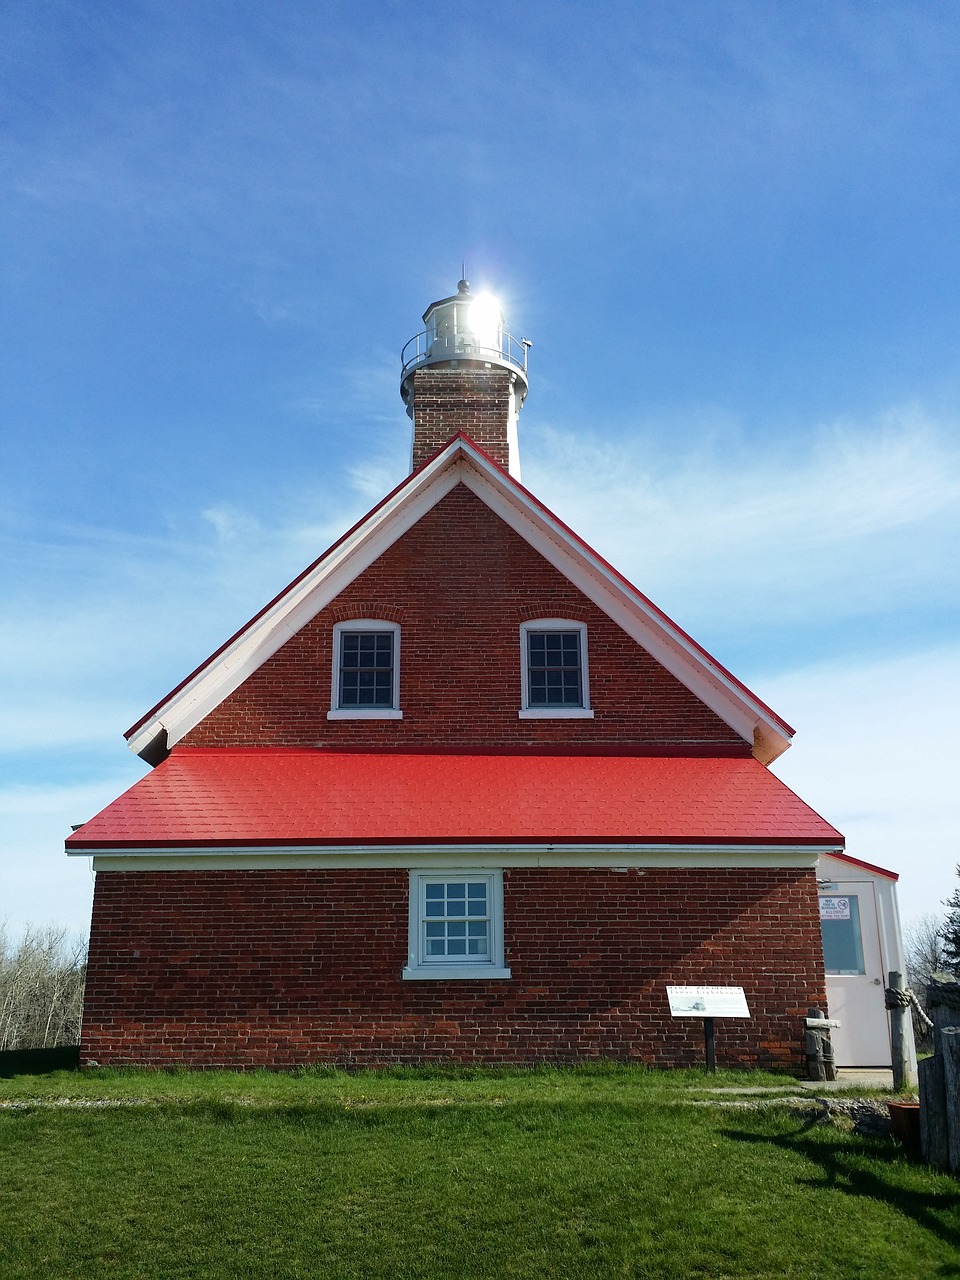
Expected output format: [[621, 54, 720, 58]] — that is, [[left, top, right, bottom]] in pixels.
[[819, 897, 851, 921], [666, 985, 750, 1018]]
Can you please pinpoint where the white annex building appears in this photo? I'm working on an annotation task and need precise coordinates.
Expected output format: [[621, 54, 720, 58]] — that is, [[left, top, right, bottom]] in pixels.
[[819, 851, 913, 1070]]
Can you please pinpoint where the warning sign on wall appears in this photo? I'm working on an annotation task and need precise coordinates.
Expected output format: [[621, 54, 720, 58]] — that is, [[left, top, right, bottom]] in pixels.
[[819, 897, 851, 921]]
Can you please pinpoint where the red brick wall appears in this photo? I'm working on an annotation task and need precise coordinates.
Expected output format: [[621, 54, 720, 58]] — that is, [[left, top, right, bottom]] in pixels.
[[180, 484, 746, 752], [409, 367, 515, 469], [82, 866, 826, 1071]]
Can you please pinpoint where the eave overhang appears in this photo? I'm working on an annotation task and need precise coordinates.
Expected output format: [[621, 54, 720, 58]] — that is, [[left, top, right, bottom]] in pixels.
[[81, 845, 841, 873]]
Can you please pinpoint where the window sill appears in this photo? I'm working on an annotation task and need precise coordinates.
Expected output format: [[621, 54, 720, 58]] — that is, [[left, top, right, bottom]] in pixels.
[[327, 709, 403, 720], [402, 965, 512, 981], [518, 708, 594, 719]]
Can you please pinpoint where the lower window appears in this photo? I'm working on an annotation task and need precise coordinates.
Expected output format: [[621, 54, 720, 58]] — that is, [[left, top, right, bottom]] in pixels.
[[402, 870, 511, 980]]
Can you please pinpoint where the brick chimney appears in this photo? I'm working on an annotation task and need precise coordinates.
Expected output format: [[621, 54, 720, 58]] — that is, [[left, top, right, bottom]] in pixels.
[[400, 279, 529, 479]]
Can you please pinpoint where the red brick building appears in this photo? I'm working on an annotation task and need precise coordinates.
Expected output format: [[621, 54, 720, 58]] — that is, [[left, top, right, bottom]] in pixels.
[[68, 280, 843, 1070]]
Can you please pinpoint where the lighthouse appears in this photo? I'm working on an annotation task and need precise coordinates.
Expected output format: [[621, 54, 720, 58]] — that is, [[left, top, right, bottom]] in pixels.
[[400, 278, 530, 479]]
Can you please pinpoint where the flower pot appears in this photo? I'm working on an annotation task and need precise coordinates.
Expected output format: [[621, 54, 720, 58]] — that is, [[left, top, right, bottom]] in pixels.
[[887, 1100, 921, 1152]]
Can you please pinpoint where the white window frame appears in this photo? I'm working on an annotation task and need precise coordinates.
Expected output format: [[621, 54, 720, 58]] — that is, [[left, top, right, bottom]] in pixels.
[[402, 870, 511, 980], [518, 619, 594, 719], [327, 620, 403, 720]]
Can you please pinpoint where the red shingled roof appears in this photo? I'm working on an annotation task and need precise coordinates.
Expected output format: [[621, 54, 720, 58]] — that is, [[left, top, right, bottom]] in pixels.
[[67, 749, 843, 850]]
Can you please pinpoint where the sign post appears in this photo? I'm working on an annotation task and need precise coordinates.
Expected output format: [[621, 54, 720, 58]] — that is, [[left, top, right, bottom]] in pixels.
[[666, 986, 751, 1073], [703, 1017, 716, 1072]]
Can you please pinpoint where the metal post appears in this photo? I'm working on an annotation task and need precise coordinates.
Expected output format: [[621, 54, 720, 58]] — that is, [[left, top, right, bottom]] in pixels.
[[704, 1017, 716, 1073]]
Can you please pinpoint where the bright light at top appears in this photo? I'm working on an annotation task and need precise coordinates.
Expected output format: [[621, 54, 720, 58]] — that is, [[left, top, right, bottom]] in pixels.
[[467, 291, 502, 349]]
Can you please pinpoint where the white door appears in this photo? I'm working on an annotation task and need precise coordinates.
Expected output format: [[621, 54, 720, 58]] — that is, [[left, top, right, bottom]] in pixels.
[[820, 882, 890, 1067]]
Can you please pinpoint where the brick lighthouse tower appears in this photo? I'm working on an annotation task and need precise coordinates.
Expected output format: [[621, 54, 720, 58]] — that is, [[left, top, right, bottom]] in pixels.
[[400, 279, 530, 478]]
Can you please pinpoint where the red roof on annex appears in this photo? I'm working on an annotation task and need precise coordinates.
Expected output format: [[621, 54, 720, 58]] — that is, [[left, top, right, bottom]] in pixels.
[[67, 749, 843, 850]]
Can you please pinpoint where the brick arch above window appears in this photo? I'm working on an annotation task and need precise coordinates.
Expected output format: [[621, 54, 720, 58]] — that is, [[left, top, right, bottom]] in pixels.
[[328, 602, 406, 625], [515, 603, 591, 624]]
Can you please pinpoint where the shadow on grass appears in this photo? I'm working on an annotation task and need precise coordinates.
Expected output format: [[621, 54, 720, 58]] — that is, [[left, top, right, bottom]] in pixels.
[[0, 1046, 80, 1078], [723, 1112, 960, 1274]]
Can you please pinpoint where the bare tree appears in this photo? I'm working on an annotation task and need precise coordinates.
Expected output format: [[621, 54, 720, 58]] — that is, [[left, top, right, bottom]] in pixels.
[[0, 924, 86, 1050], [905, 911, 948, 993], [903, 912, 949, 1050]]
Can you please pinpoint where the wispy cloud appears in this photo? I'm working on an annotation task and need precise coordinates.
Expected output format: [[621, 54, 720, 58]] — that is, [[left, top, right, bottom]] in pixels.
[[0, 774, 142, 938], [5, 402, 955, 755], [524, 406, 960, 650], [766, 644, 960, 923], [292, 349, 405, 430], [0, 479, 382, 755]]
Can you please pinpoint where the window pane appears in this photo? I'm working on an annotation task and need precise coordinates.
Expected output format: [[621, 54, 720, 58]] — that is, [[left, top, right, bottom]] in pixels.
[[820, 896, 866, 975], [527, 630, 583, 707], [339, 630, 395, 708], [419, 878, 494, 963]]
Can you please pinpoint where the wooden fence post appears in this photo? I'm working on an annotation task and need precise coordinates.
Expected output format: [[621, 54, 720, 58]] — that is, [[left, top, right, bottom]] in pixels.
[[942, 1027, 960, 1175], [804, 1006, 835, 1081], [919, 1052, 947, 1168], [919, 976, 960, 1172], [927, 976, 960, 1054], [887, 970, 917, 1092]]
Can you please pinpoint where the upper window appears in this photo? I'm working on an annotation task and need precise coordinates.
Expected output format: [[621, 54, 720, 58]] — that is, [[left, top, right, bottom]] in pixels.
[[327, 621, 402, 720], [402, 870, 511, 981], [519, 620, 594, 719]]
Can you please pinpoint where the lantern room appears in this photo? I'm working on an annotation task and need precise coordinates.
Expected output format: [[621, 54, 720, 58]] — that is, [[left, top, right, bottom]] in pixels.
[[400, 279, 530, 412]]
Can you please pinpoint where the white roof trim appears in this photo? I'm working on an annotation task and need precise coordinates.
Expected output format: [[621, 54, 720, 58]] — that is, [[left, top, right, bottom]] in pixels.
[[83, 843, 832, 871], [127, 450, 461, 759], [128, 436, 792, 763], [818, 850, 899, 881], [455, 454, 789, 762]]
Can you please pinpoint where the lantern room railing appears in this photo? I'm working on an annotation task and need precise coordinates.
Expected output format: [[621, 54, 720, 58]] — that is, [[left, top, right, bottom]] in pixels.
[[401, 328, 530, 382]]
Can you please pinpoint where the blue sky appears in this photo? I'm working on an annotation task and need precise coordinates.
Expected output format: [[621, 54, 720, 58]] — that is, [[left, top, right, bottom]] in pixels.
[[2, 0, 958, 937]]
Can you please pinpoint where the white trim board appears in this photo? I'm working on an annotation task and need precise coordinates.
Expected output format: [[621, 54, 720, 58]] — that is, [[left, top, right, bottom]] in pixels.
[[83, 843, 835, 872]]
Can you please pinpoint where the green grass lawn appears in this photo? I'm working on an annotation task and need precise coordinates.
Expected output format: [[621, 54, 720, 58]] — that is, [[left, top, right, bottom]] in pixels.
[[1, 1066, 957, 1279]]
